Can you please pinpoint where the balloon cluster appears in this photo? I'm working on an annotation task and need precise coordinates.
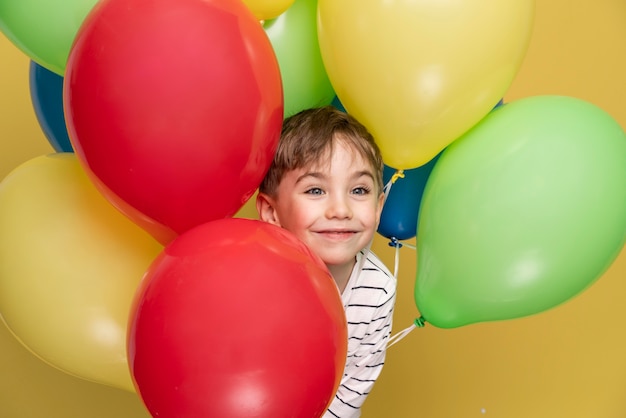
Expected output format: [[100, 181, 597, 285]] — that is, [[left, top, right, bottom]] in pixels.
[[2, 0, 626, 416], [320, 1, 626, 329], [1, 0, 346, 416]]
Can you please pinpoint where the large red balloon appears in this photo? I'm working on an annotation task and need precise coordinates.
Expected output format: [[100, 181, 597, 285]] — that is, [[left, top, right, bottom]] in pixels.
[[128, 218, 347, 418], [64, 0, 284, 244]]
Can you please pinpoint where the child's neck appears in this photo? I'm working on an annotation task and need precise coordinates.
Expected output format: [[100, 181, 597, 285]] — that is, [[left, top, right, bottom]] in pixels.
[[327, 258, 356, 294]]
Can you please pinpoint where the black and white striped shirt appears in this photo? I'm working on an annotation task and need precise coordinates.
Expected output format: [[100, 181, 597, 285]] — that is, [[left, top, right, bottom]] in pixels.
[[324, 250, 397, 418]]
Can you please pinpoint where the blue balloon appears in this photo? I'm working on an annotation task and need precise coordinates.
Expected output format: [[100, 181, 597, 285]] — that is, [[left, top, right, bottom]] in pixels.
[[377, 154, 440, 241], [331, 95, 346, 112], [493, 98, 505, 110], [29, 61, 73, 152]]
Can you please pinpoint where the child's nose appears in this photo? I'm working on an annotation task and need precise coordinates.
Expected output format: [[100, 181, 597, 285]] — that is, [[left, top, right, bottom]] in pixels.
[[325, 194, 352, 219]]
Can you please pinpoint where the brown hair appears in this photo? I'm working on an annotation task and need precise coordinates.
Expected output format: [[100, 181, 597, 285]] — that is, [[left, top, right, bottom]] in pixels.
[[260, 106, 384, 196]]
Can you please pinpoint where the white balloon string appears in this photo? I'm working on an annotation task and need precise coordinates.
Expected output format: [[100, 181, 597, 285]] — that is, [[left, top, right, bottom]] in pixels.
[[386, 236, 422, 349], [394, 244, 400, 278], [387, 323, 416, 348], [380, 169, 424, 349], [353, 171, 406, 367], [382, 169, 404, 205], [387, 317, 426, 349]]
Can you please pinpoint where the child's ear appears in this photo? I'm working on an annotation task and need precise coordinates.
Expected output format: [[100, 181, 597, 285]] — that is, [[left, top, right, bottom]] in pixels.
[[375, 191, 385, 224], [256, 192, 281, 226]]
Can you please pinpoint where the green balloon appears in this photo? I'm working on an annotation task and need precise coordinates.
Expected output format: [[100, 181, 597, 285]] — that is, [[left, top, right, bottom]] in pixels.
[[414, 95, 626, 328], [0, 0, 99, 75], [264, 0, 335, 118]]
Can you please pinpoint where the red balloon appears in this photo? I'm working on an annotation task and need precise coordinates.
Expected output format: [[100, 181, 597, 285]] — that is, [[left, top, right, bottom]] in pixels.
[[128, 218, 347, 418], [64, 0, 284, 245]]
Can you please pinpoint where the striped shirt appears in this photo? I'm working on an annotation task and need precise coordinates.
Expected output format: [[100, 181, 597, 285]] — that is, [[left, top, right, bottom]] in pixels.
[[323, 250, 397, 418]]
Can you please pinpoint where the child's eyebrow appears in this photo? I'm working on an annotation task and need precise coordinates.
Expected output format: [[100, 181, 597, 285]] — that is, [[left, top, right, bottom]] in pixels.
[[295, 171, 325, 184], [295, 170, 375, 184], [351, 170, 376, 183]]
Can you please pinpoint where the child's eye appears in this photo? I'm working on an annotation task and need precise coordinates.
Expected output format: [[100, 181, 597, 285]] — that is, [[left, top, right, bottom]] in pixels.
[[305, 187, 324, 195], [352, 186, 371, 195]]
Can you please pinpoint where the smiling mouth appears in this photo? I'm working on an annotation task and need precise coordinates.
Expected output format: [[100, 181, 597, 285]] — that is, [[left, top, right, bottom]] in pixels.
[[316, 230, 358, 240]]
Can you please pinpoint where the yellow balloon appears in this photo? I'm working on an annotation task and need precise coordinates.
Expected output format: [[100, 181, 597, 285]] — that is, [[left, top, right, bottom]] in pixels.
[[0, 153, 163, 392], [318, 0, 535, 169], [241, 0, 295, 20]]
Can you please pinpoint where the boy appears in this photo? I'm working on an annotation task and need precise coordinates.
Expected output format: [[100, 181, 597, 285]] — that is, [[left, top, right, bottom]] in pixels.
[[256, 106, 397, 417]]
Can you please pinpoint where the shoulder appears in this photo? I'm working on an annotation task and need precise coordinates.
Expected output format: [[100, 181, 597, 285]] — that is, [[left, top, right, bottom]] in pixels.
[[343, 250, 396, 350], [359, 250, 397, 293], [345, 250, 396, 309]]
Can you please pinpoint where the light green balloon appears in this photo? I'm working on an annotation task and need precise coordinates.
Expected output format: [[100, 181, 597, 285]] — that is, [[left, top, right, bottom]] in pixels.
[[264, 0, 335, 118], [0, 0, 99, 75], [414, 95, 626, 328]]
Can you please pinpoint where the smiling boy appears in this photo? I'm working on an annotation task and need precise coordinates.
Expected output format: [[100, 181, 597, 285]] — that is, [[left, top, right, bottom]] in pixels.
[[256, 106, 397, 417]]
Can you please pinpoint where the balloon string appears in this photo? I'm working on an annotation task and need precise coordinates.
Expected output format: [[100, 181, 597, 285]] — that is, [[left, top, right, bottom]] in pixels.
[[387, 317, 426, 349], [382, 169, 404, 205], [381, 171, 418, 350], [353, 171, 408, 364], [385, 237, 421, 349], [354, 173, 410, 365], [394, 245, 400, 278], [387, 237, 416, 277], [388, 237, 416, 249]]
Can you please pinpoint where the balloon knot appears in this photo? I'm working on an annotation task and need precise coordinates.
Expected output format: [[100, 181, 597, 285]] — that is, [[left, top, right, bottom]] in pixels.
[[390, 170, 405, 184], [388, 237, 402, 248], [414, 317, 426, 328]]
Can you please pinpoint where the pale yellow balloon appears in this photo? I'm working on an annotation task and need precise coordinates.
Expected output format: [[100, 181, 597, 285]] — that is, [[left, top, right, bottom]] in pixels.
[[318, 0, 535, 169], [0, 153, 163, 392], [241, 0, 295, 20]]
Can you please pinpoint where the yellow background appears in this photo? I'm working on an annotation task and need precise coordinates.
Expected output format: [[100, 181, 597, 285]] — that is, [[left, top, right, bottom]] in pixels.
[[1, 0, 625, 417]]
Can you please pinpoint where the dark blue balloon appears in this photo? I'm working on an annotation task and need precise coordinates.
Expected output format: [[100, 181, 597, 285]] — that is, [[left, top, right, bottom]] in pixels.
[[331, 95, 346, 112], [29, 61, 73, 152], [377, 154, 440, 241]]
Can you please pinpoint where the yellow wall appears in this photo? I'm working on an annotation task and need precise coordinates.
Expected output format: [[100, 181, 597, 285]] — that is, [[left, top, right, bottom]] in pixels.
[[1, 0, 625, 417]]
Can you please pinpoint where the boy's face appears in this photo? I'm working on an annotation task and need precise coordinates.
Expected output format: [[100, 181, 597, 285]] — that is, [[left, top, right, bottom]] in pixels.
[[258, 140, 384, 272]]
